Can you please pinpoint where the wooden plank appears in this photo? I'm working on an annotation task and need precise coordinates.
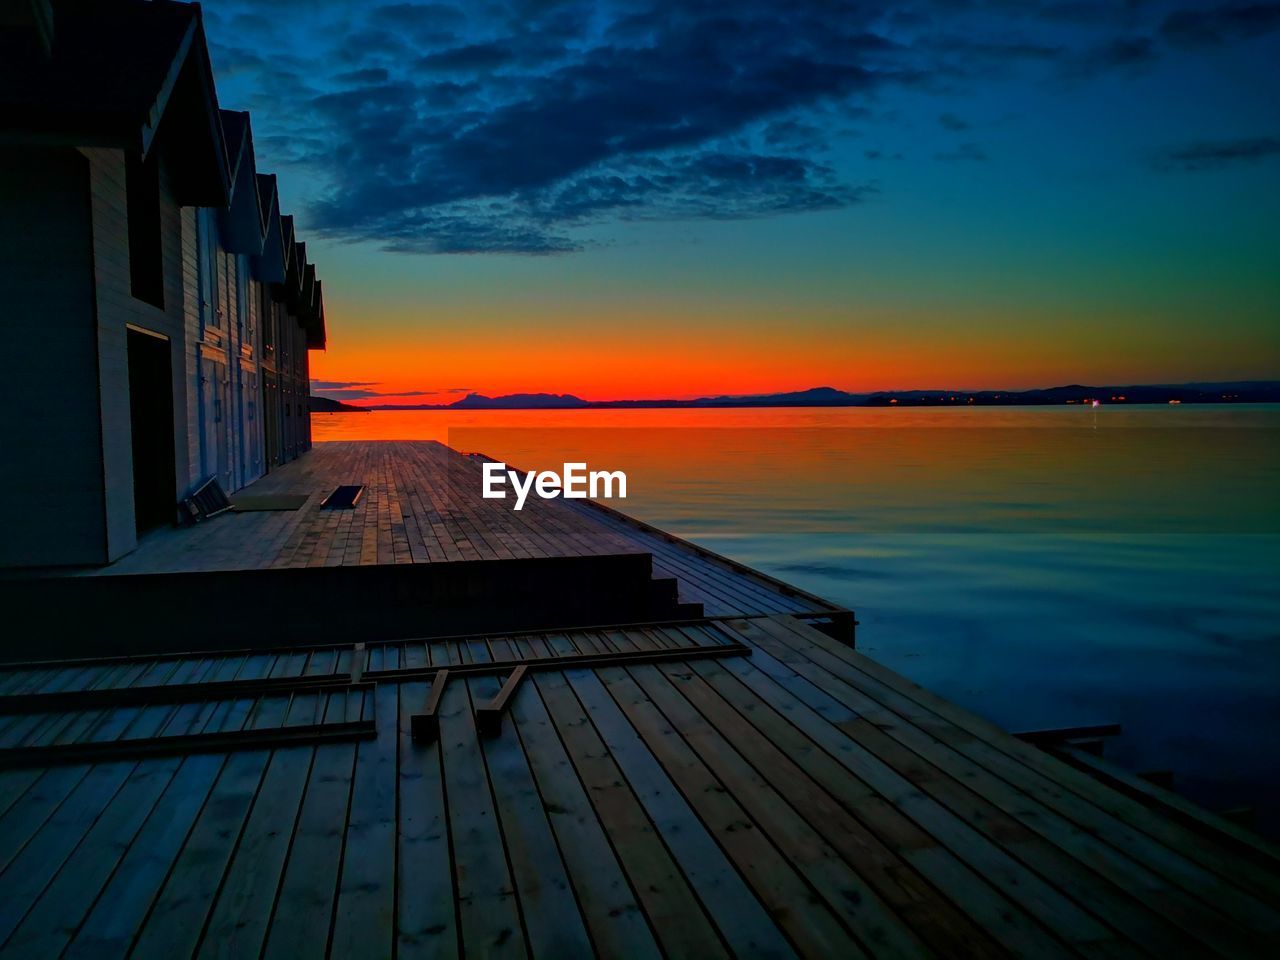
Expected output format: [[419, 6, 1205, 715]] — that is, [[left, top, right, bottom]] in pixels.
[[670, 628, 1131, 956], [752, 615, 1280, 922], [392, 680, 457, 959], [0, 766, 90, 874], [476, 664, 527, 738], [0, 769, 43, 821], [0, 672, 355, 714], [330, 683, 399, 959], [437, 652, 525, 958], [467, 638, 594, 958], [63, 753, 227, 956], [0, 760, 136, 944], [624, 660, 949, 960], [365, 642, 750, 684], [127, 697, 291, 958], [411, 668, 449, 744], [1, 757, 181, 958], [531, 666, 729, 958], [565, 666, 799, 959], [260, 743, 359, 958], [195, 737, 315, 957], [682, 637, 1179, 957], [501, 638, 661, 960], [593, 662, 859, 957], [725, 620, 1272, 957], [0, 713, 374, 768]]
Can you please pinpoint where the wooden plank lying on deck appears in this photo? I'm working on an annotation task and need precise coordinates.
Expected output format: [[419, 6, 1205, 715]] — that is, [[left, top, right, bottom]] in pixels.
[[410, 668, 449, 744], [2, 617, 1278, 959], [475, 664, 526, 738], [375, 641, 752, 684]]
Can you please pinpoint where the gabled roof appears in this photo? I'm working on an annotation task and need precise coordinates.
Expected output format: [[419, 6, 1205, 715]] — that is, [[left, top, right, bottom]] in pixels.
[[272, 215, 298, 304], [0, 0, 230, 206], [309, 280, 327, 349], [217, 110, 264, 255], [252, 174, 286, 284]]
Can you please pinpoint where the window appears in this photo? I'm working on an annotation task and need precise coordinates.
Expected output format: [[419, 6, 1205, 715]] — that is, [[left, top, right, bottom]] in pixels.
[[126, 152, 164, 308]]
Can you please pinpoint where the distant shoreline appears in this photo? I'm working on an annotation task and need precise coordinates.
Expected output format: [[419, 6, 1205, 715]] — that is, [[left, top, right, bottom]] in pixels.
[[317, 398, 1280, 413], [312, 380, 1280, 412]]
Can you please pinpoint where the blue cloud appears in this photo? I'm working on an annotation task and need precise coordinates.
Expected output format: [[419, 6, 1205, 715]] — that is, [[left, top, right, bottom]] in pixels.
[[201, 0, 1280, 253]]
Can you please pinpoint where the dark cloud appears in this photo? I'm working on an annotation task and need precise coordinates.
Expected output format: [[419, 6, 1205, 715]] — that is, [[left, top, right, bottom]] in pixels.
[[311, 383, 437, 400], [202, 0, 1279, 253], [333, 67, 391, 85], [935, 142, 988, 162], [311, 380, 382, 389], [417, 41, 516, 72], [293, 2, 896, 252], [1154, 136, 1280, 171], [1161, 3, 1280, 48], [1071, 35, 1159, 72], [369, 2, 467, 30]]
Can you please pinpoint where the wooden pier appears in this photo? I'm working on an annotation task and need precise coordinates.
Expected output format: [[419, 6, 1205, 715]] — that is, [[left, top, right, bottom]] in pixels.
[[0, 441, 1277, 957]]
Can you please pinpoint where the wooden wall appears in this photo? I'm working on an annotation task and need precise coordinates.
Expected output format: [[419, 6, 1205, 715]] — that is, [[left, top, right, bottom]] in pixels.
[[82, 147, 194, 562], [1, 143, 320, 568], [0, 147, 106, 567]]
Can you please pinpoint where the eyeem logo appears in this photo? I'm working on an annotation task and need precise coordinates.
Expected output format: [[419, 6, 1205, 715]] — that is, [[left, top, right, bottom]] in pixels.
[[482, 461, 627, 511]]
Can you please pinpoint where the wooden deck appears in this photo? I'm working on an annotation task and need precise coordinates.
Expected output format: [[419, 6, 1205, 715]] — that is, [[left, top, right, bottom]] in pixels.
[[3, 440, 1277, 957], [1, 615, 1278, 957], [92, 440, 843, 623]]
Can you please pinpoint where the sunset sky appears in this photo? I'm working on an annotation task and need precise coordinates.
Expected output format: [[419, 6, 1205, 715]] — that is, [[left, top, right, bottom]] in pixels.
[[202, 0, 1280, 404]]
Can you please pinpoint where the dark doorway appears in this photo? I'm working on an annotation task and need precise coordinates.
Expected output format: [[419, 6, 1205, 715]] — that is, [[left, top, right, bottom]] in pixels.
[[127, 328, 177, 534]]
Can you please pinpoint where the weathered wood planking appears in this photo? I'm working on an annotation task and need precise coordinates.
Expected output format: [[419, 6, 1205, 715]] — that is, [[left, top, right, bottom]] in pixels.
[[1, 618, 1278, 958], [60, 440, 835, 623]]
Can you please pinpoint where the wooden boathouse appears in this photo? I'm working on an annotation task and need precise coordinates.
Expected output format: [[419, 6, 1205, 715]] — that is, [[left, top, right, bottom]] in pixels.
[[0, 0, 323, 568]]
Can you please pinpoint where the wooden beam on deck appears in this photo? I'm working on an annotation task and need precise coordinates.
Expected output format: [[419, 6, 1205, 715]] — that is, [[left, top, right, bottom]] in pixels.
[[476, 665, 527, 738], [410, 668, 450, 744]]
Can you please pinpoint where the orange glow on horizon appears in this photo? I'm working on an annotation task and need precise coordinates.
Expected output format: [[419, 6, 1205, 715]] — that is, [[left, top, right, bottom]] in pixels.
[[309, 303, 1280, 405]]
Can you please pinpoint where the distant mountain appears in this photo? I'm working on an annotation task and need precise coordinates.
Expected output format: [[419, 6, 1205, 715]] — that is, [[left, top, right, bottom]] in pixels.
[[363, 380, 1280, 411], [309, 396, 369, 413], [450, 392, 589, 409], [687, 386, 860, 407]]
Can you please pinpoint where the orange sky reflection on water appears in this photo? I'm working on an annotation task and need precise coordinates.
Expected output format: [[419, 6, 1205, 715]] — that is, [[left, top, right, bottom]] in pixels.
[[311, 405, 1280, 535]]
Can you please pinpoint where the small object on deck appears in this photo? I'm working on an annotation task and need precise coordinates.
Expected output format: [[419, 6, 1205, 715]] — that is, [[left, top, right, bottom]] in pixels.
[[320, 484, 365, 510], [181, 475, 233, 523], [230, 493, 311, 512], [411, 668, 450, 743], [476, 664, 528, 738], [1013, 722, 1121, 747]]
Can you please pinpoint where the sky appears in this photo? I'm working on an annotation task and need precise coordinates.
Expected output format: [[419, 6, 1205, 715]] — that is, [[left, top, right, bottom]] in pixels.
[[201, 0, 1280, 404]]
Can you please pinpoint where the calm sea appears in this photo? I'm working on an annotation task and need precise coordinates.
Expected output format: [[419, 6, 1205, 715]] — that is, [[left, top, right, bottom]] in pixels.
[[314, 404, 1280, 834]]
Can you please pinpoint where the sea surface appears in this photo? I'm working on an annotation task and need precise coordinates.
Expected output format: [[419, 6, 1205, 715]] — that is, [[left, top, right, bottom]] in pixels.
[[313, 404, 1280, 835]]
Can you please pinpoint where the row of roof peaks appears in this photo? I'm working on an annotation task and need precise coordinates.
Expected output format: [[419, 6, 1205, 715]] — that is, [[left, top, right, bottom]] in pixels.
[[0, 0, 325, 344]]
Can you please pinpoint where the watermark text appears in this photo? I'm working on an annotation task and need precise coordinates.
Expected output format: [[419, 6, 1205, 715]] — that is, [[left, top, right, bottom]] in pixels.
[[482, 461, 627, 510]]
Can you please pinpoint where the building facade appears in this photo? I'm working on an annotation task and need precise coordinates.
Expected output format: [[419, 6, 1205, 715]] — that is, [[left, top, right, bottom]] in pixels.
[[0, 0, 326, 567]]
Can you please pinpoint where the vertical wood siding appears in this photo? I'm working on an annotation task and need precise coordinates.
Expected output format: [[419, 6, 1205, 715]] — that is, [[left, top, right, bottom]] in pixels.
[[0, 147, 106, 566]]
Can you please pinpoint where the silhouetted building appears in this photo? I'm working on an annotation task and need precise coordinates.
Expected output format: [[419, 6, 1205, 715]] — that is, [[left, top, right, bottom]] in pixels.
[[0, 0, 325, 567]]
